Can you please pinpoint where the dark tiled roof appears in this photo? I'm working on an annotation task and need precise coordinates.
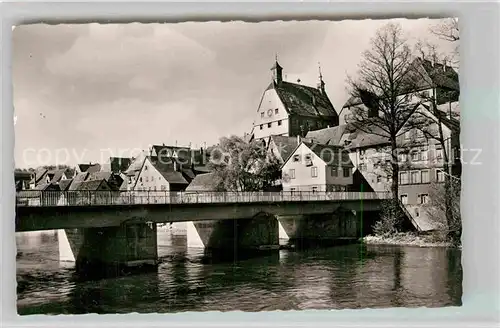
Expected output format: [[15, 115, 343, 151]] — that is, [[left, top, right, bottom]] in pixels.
[[88, 171, 112, 181], [269, 135, 299, 162], [78, 163, 101, 174], [109, 157, 132, 173], [34, 182, 60, 191], [74, 179, 109, 191], [15, 171, 32, 180], [48, 169, 68, 184], [419, 58, 459, 91], [271, 81, 337, 119], [185, 173, 218, 192], [59, 179, 73, 191], [148, 157, 189, 185], [302, 142, 354, 168], [125, 154, 146, 174], [305, 125, 349, 146], [73, 172, 89, 183], [343, 128, 390, 150], [29, 168, 48, 184]]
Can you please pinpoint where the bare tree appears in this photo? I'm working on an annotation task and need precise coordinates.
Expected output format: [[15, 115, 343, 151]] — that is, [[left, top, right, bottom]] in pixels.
[[346, 23, 421, 206], [430, 18, 460, 66]]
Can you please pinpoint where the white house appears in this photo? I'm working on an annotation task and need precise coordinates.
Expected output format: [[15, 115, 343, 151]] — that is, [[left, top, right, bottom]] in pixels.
[[281, 141, 354, 193]]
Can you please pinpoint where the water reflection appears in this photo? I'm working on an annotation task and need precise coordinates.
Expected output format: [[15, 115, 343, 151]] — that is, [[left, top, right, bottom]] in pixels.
[[16, 229, 462, 314]]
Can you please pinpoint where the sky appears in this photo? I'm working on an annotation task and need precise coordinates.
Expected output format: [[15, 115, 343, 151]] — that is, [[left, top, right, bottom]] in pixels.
[[13, 18, 457, 168]]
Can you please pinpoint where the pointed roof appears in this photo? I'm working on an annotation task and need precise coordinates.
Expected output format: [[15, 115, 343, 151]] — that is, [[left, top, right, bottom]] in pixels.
[[145, 156, 189, 185], [269, 81, 337, 118], [59, 179, 73, 191], [185, 173, 218, 192], [305, 125, 350, 146], [268, 135, 299, 162]]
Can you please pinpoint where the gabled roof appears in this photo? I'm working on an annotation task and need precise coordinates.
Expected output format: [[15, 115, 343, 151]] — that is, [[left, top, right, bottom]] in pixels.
[[34, 182, 60, 191], [342, 128, 391, 150], [268, 135, 299, 162], [77, 163, 101, 174], [59, 179, 73, 191], [145, 157, 189, 185], [305, 125, 350, 146], [270, 81, 337, 118], [302, 142, 354, 168], [88, 171, 112, 181], [418, 58, 459, 92], [185, 173, 217, 192], [282, 141, 354, 168], [73, 179, 109, 191], [48, 169, 68, 184], [109, 157, 132, 173], [73, 172, 89, 183], [29, 168, 48, 184]]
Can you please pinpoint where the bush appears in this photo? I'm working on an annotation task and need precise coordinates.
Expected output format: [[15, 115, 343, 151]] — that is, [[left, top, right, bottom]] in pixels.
[[372, 199, 405, 236]]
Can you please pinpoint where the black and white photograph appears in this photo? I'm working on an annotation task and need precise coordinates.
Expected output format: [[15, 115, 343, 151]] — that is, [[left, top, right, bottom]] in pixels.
[[13, 17, 462, 315]]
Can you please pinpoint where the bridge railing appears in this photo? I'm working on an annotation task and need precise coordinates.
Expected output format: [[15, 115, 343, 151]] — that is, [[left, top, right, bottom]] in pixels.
[[15, 190, 392, 207]]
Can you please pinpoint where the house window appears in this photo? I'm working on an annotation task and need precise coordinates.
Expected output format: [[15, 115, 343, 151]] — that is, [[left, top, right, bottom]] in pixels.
[[436, 170, 445, 182], [260, 124, 263, 130], [278, 120, 282, 126], [161, 185, 166, 191], [275, 108, 279, 114], [404, 131, 411, 140], [144, 165, 148, 171], [400, 194, 408, 204], [343, 167, 350, 177], [400, 172, 408, 185], [416, 129, 424, 139], [411, 171, 421, 184], [411, 150, 420, 161], [305, 154, 312, 161], [359, 163, 367, 171], [399, 153, 408, 162], [153, 186, 157, 191], [293, 154, 300, 162], [268, 122, 272, 128], [377, 175, 382, 183], [415, 208, 420, 217], [289, 169, 296, 179], [421, 170, 430, 183], [140, 177, 143, 182], [261, 112, 264, 118], [290, 187, 296, 193], [418, 194, 429, 204], [331, 167, 338, 177], [311, 167, 318, 178], [145, 176, 149, 182], [359, 149, 365, 157], [422, 147, 429, 161], [436, 146, 443, 160]]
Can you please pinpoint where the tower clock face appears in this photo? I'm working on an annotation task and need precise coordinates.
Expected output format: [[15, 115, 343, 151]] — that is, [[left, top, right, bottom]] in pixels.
[[267, 109, 273, 117]]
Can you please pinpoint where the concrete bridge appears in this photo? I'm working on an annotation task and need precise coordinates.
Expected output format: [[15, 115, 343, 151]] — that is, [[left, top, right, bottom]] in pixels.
[[16, 191, 390, 276]]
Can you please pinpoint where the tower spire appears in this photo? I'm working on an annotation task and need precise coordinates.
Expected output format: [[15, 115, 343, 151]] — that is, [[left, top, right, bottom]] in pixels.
[[317, 61, 325, 93], [271, 54, 283, 84]]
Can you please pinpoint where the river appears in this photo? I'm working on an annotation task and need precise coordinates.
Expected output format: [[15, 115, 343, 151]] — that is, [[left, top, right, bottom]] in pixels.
[[16, 229, 462, 315]]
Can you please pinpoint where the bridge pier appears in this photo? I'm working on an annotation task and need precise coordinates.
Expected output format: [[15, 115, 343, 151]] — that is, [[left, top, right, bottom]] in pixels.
[[58, 223, 158, 277], [186, 213, 279, 253], [278, 208, 360, 248]]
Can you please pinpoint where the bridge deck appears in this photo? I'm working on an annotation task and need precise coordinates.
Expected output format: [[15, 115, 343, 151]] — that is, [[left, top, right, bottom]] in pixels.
[[16, 191, 391, 207]]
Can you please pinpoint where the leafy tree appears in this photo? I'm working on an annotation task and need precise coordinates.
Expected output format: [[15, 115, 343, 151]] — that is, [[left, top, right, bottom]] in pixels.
[[207, 135, 282, 192]]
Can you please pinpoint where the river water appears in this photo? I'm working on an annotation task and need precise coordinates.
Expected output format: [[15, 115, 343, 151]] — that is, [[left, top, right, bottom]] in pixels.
[[16, 229, 462, 315]]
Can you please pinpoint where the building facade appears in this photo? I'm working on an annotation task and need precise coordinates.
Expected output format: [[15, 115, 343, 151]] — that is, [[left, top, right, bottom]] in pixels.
[[281, 141, 354, 192], [250, 60, 339, 141]]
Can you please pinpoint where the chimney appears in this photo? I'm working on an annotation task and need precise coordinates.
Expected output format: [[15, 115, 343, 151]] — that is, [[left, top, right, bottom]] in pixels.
[[173, 161, 177, 171], [442, 59, 447, 72], [327, 125, 330, 128], [297, 135, 301, 145]]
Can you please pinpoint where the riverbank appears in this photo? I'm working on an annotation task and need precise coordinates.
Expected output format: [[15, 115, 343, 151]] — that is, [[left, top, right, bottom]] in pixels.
[[362, 232, 457, 248]]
